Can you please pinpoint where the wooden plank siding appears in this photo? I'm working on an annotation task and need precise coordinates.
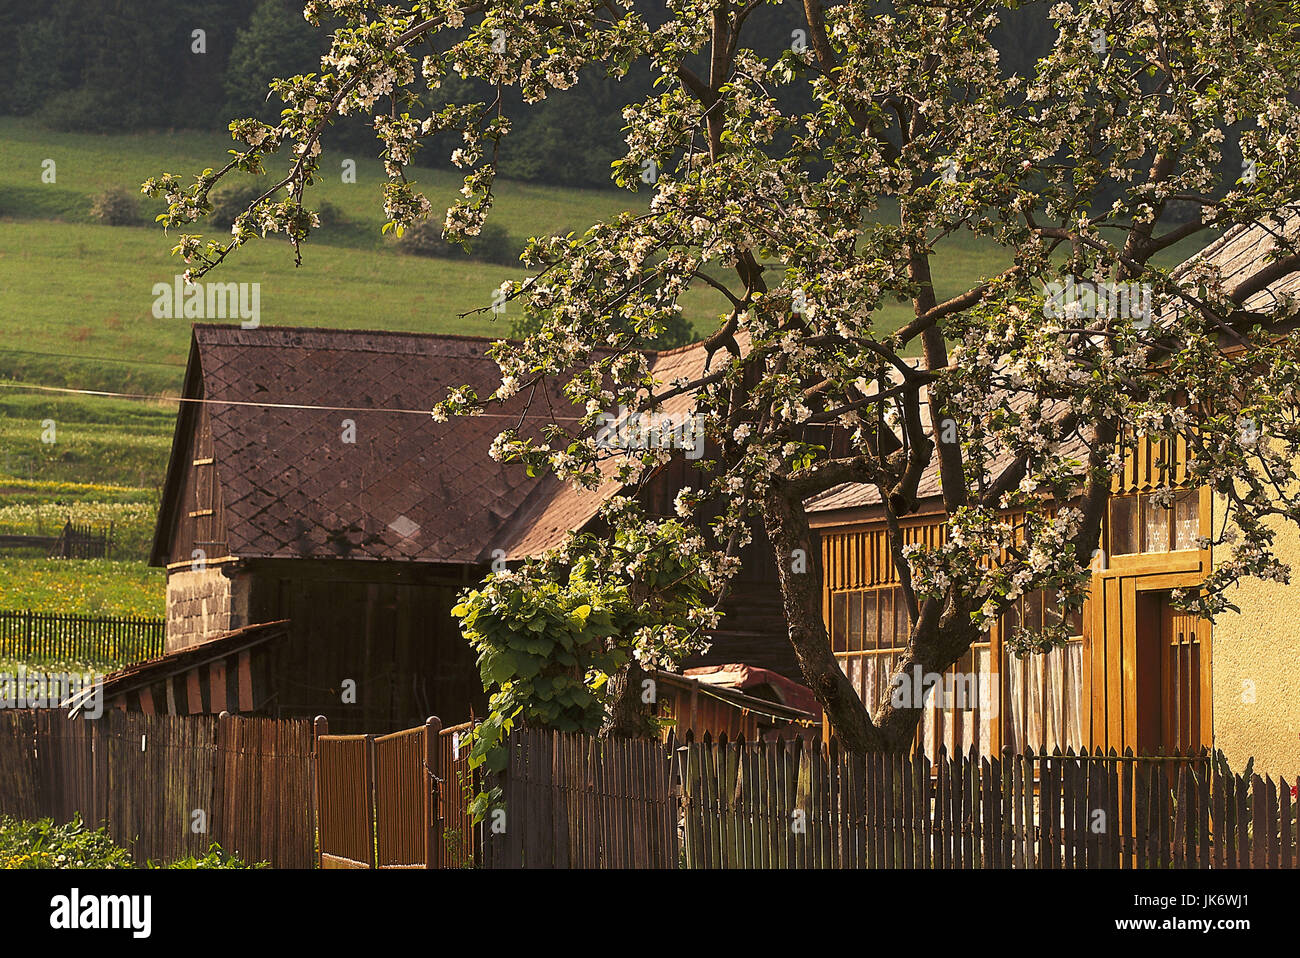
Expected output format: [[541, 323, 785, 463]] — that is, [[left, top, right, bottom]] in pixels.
[[163, 392, 230, 569], [0, 710, 315, 867], [818, 434, 1212, 759], [246, 564, 488, 734]]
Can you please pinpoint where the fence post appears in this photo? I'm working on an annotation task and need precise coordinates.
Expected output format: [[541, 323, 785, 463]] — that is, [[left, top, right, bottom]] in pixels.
[[24, 609, 32, 660], [424, 715, 442, 869], [312, 715, 328, 870]]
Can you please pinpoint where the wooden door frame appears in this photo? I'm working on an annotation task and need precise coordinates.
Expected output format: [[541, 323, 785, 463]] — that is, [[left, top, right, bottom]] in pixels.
[[1082, 568, 1212, 754]]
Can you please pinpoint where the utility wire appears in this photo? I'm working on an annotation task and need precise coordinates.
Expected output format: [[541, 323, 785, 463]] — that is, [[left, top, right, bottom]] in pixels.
[[0, 380, 585, 421]]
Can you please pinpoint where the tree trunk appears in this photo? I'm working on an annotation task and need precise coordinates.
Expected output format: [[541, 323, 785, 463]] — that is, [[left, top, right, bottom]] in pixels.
[[600, 579, 658, 739], [762, 486, 890, 751], [600, 655, 657, 739], [763, 485, 986, 753]]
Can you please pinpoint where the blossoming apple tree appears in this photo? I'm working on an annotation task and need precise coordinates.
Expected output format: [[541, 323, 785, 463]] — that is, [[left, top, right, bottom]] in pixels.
[[148, 0, 1300, 751]]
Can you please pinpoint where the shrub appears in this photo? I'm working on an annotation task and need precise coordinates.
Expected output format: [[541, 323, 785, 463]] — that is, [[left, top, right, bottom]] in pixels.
[[0, 818, 268, 869], [209, 185, 343, 234], [0, 814, 133, 869], [89, 189, 142, 226], [208, 182, 269, 230], [395, 220, 518, 265]]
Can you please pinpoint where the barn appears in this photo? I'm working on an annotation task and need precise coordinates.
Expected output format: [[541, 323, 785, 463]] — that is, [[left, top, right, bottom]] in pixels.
[[147, 325, 798, 733]]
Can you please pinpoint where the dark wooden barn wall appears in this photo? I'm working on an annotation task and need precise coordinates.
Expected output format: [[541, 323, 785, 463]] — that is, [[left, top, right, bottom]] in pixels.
[[245, 563, 486, 734], [640, 457, 800, 680]]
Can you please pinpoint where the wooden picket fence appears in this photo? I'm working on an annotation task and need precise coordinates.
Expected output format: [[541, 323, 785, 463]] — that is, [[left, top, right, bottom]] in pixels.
[[0, 609, 165, 665], [482, 726, 677, 868], [0, 520, 112, 559], [0, 709, 315, 867], [677, 735, 1296, 869], [480, 730, 1297, 869]]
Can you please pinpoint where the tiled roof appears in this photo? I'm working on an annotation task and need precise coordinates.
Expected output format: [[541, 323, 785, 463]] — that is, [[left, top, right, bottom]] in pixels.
[[494, 334, 726, 557], [171, 325, 725, 564]]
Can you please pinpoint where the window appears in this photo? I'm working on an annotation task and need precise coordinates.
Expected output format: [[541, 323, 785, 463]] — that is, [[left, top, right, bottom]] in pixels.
[[1002, 589, 1084, 752], [1109, 490, 1200, 556], [828, 585, 1082, 760], [831, 585, 999, 762], [830, 586, 912, 722], [1173, 490, 1199, 550], [1110, 496, 1139, 555]]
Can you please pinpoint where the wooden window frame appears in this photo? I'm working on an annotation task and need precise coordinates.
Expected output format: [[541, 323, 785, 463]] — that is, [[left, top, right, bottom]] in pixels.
[[1107, 488, 1200, 559]]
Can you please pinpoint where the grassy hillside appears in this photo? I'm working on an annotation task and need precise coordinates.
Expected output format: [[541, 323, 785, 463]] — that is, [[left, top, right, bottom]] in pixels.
[[0, 388, 169, 617], [0, 559, 163, 618], [0, 117, 1208, 392]]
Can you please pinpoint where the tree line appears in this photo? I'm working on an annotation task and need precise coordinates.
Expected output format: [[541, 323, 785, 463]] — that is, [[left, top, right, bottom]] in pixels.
[[1, 0, 1059, 192]]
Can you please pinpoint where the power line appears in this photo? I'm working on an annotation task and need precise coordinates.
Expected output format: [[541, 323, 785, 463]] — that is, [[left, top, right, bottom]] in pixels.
[[0, 381, 585, 421]]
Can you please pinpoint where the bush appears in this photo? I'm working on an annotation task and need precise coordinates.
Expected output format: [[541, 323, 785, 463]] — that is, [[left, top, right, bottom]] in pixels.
[[89, 189, 141, 226], [395, 220, 518, 265], [208, 181, 269, 230], [315, 198, 342, 229], [209, 184, 343, 234], [0, 814, 133, 869], [0, 817, 268, 869]]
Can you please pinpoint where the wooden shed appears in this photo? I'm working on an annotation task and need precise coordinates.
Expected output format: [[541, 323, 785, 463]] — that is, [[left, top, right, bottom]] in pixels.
[[150, 325, 795, 733]]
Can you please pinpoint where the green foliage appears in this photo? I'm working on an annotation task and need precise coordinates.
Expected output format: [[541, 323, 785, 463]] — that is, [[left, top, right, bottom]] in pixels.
[[0, 814, 132, 869], [395, 220, 519, 266], [5, 0, 256, 130], [452, 503, 715, 820], [148, 843, 266, 869], [224, 0, 325, 122], [89, 189, 142, 227], [0, 816, 267, 868]]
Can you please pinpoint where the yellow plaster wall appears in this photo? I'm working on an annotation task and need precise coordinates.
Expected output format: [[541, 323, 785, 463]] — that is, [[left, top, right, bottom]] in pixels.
[[1211, 492, 1300, 779]]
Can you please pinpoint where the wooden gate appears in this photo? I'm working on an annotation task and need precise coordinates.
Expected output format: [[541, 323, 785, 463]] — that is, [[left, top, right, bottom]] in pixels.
[[374, 719, 440, 868], [315, 715, 474, 868], [314, 721, 375, 868]]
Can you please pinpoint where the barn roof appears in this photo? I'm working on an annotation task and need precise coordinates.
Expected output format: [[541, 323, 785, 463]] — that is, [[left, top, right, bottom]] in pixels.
[[69, 620, 292, 716], [151, 325, 718, 567]]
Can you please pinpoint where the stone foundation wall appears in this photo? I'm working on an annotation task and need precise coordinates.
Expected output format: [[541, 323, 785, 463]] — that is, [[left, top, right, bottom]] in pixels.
[[165, 566, 250, 652]]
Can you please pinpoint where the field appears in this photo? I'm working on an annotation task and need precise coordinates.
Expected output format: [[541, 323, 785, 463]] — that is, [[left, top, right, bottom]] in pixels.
[[0, 560, 163, 618], [0, 388, 169, 617], [0, 117, 1212, 620], [0, 116, 735, 394]]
